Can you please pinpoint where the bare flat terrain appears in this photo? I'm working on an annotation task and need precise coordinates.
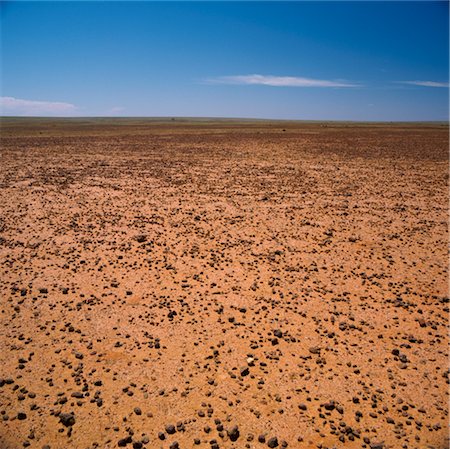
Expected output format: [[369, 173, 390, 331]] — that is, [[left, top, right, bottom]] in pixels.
[[0, 119, 448, 449]]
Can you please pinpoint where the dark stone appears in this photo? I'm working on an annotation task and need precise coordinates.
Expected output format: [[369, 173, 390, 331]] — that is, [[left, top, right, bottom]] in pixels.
[[228, 425, 240, 442], [165, 424, 176, 434], [59, 413, 75, 427], [370, 443, 384, 449], [118, 436, 132, 447], [240, 367, 249, 377], [267, 437, 279, 448]]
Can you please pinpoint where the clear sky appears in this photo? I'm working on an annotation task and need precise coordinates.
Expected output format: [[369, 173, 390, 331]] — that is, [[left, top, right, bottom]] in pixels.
[[1, 1, 449, 120]]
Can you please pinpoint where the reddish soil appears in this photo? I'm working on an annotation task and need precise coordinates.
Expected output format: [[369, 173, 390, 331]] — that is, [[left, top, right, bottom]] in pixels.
[[0, 120, 448, 449]]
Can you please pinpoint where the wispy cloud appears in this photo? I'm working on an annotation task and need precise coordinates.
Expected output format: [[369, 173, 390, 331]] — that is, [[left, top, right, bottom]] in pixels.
[[0, 96, 77, 116], [399, 81, 449, 88], [106, 106, 125, 115], [206, 74, 360, 88]]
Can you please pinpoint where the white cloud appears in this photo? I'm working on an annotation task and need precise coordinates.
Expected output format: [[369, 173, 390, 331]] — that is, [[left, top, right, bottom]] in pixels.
[[106, 106, 125, 115], [206, 74, 360, 88], [400, 81, 449, 88], [0, 96, 77, 116]]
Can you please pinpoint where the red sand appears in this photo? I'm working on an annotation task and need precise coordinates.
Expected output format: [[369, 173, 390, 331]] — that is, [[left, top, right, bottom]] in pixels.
[[0, 120, 448, 449]]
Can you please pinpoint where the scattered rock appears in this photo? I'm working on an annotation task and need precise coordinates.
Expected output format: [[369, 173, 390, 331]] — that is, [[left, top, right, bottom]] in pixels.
[[228, 425, 240, 441], [59, 413, 75, 427]]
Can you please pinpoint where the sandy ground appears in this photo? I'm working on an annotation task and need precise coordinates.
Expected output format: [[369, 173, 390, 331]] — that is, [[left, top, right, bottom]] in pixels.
[[0, 120, 448, 449]]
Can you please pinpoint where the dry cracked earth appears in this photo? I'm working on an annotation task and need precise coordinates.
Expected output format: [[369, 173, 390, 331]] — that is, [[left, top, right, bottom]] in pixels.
[[0, 119, 448, 449]]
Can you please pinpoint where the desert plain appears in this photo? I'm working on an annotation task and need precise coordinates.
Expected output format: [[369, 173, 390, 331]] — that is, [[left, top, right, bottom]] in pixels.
[[0, 118, 448, 449]]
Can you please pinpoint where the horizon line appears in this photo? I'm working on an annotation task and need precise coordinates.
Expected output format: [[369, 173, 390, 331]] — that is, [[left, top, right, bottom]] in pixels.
[[1, 115, 449, 124]]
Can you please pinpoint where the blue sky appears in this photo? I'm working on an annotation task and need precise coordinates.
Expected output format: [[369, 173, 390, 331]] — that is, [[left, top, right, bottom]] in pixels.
[[1, 1, 448, 120]]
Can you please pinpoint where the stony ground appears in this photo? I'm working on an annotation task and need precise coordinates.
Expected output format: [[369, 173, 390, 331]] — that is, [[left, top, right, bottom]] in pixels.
[[0, 120, 448, 449]]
